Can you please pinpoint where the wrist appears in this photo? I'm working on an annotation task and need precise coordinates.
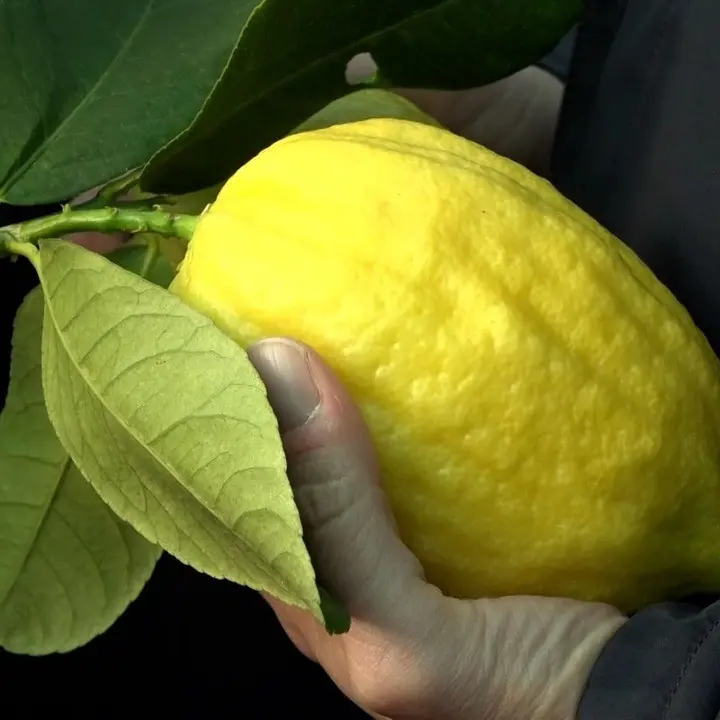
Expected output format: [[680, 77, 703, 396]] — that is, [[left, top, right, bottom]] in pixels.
[[452, 597, 627, 720], [543, 606, 628, 720]]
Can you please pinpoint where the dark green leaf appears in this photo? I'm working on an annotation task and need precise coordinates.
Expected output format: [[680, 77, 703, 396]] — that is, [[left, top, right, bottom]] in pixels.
[[0, 0, 260, 205], [30, 240, 335, 627], [142, 0, 581, 194], [0, 287, 161, 654], [319, 588, 351, 635]]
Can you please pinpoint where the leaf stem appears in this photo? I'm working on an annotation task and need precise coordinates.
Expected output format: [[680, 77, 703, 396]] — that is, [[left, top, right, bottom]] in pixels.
[[2, 237, 39, 263], [140, 236, 160, 279], [0, 207, 198, 252], [72, 168, 172, 212], [98, 167, 143, 203]]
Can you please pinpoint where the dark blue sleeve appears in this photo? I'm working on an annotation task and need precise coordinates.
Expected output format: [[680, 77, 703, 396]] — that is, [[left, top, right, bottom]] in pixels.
[[550, 1, 720, 718], [579, 600, 720, 719], [536, 27, 577, 82], [553, 0, 720, 356]]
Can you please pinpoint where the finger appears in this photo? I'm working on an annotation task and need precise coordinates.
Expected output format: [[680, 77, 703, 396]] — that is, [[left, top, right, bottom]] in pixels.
[[262, 591, 317, 661], [396, 66, 564, 173], [346, 53, 562, 174], [247, 338, 427, 620], [69, 231, 126, 254]]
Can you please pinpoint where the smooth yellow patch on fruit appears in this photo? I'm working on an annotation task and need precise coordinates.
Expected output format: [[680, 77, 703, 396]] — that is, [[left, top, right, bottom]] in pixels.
[[171, 118, 720, 612]]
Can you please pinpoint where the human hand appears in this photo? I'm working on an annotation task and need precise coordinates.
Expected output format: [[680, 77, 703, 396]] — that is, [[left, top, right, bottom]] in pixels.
[[247, 338, 627, 720], [347, 54, 565, 175]]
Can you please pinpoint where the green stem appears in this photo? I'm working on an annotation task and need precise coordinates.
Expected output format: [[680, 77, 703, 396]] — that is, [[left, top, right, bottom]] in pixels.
[[140, 235, 159, 279], [98, 167, 143, 202], [73, 168, 172, 212], [0, 206, 198, 249], [3, 237, 39, 262], [73, 194, 172, 212]]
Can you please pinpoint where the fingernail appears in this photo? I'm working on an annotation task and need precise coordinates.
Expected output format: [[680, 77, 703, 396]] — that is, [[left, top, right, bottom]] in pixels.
[[248, 339, 321, 433]]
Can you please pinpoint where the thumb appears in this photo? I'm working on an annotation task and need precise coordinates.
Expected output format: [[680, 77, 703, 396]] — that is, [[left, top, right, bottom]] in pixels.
[[247, 337, 426, 620]]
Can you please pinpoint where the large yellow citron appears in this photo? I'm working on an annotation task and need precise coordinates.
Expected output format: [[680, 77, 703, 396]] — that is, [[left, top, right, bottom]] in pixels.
[[171, 117, 720, 612]]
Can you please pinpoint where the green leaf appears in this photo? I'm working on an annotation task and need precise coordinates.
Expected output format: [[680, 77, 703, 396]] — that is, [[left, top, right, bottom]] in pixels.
[[31, 240, 333, 627], [0, 0, 261, 205], [319, 587, 351, 635], [142, 0, 581, 194], [291, 89, 441, 135], [0, 287, 161, 654]]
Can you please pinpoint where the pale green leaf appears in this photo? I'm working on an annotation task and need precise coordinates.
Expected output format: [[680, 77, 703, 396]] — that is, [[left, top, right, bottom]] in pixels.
[[0, 287, 161, 655], [33, 240, 325, 623], [292, 89, 441, 135]]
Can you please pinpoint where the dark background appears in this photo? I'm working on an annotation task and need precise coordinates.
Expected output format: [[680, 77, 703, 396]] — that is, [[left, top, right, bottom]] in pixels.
[[0, 201, 365, 718]]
